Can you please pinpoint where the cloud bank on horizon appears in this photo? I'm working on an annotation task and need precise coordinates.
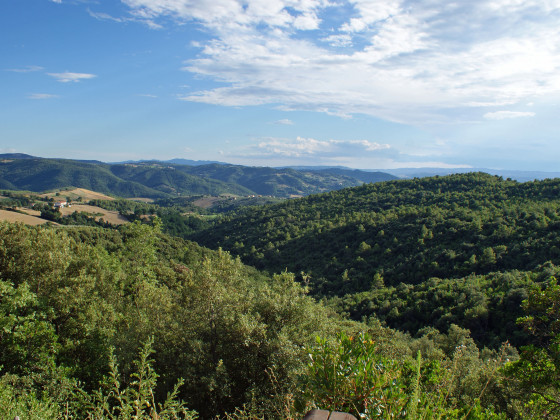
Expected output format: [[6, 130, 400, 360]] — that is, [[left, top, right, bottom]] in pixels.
[[117, 0, 560, 124]]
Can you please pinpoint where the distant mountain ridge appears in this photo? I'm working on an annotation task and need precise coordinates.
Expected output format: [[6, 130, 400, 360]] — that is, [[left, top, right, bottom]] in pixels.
[[117, 158, 224, 166], [2, 154, 557, 198], [384, 167, 560, 182], [0, 153, 36, 160], [0, 154, 396, 198]]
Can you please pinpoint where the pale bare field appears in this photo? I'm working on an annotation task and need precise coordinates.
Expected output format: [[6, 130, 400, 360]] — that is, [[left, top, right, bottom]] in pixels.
[[59, 204, 129, 225], [16, 207, 42, 216], [0, 209, 51, 225], [193, 197, 221, 208], [68, 188, 114, 201], [40, 188, 114, 202]]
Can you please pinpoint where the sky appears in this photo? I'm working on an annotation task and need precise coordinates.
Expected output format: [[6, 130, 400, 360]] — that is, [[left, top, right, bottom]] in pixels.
[[1, 0, 560, 171]]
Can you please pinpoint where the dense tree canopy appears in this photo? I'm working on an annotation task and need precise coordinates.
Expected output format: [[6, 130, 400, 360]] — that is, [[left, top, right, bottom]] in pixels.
[[3, 172, 560, 418]]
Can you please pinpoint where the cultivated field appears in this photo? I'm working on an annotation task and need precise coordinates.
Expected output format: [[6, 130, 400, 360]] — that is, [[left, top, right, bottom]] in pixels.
[[192, 197, 222, 209], [59, 204, 129, 225], [17, 207, 42, 216], [41, 188, 114, 202], [0, 209, 51, 225]]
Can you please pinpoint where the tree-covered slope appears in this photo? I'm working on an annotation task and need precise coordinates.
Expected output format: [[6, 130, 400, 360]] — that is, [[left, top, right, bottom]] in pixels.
[[0, 155, 396, 198], [109, 163, 253, 196], [187, 173, 560, 349], [311, 167, 399, 184], [2, 219, 559, 418], [0, 221, 341, 418], [180, 163, 397, 196], [0, 158, 167, 198], [190, 172, 560, 296]]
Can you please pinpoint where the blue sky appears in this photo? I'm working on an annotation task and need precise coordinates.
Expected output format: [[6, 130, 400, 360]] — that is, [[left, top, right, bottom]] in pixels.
[[2, 0, 560, 170]]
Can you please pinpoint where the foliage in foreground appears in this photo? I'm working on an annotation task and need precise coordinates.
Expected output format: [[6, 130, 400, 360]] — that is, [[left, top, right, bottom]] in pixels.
[[0, 338, 196, 419], [301, 331, 508, 419], [0, 221, 336, 418], [503, 278, 560, 418], [1, 220, 560, 418]]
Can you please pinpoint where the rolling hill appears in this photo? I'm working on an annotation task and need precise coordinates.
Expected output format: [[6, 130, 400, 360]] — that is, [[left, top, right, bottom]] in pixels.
[[0, 155, 396, 198], [188, 173, 560, 346], [0, 157, 167, 198]]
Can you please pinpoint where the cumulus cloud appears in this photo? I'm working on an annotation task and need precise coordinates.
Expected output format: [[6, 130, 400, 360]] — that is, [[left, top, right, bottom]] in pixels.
[[117, 0, 560, 124], [484, 111, 536, 120], [254, 136, 390, 158], [48, 72, 97, 83], [321, 34, 352, 48], [221, 136, 474, 168]]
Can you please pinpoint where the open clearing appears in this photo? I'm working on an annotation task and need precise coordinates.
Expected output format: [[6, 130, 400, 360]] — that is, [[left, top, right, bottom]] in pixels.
[[0, 209, 51, 225], [129, 197, 154, 203], [68, 188, 114, 201], [193, 197, 223, 208], [17, 207, 42, 216], [0, 204, 128, 226], [59, 204, 129, 225], [41, 188, 114, 202]]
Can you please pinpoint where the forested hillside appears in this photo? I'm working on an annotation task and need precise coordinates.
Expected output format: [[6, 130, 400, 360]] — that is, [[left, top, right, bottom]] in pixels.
[[190, 173, 560, 347], [2, 222, 560, 418], [0, 221, 340, 418], [0, 157, 166, 198], [182, 163, 397, 196], [0, 155, 396, 199], [3, 173, 560, 418]]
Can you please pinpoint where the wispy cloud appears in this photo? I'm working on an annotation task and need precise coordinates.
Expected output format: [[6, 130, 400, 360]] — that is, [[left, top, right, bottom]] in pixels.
[[253, 136, 390, 158], [484, 111, 536, 120], [48, 72, 97, 83], [117, 0, 560, 125], [272, 119, 294, 125], [6, 65, 44, 73], [221, 135, 474, 169], [87, 9, 127, 23], [27, 93, 59, 100], [137, 93, 158, 98]]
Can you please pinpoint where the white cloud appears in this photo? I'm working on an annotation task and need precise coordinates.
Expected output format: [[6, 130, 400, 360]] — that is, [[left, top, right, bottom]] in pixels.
[[340, 0, 401, 32], [122, 0, 328, 30], [27, 93, 59, 99], [88, 9, 127, 23], [48, 72, 97, 83], [117, 0, 560, 124], [483, 111, 536, 120], [293, 12, 320, 30], [254, 136, 390, 158], [322, 34, 352, 47], [273, 119, 294, 125], [222, 136, 475, 169]]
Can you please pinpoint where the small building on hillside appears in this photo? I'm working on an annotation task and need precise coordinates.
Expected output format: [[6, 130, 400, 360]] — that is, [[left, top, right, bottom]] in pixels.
[[54, 201, 67, 208]]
